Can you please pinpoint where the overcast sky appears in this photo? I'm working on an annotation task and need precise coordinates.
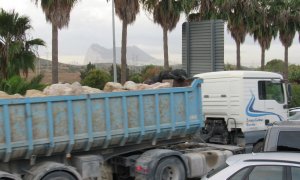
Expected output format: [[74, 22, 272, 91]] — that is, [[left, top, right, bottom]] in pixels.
[[1, 0, 299, 67]]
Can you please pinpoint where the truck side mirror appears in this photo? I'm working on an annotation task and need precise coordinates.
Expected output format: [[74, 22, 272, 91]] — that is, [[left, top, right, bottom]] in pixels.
[[287, 84, 292, 104]]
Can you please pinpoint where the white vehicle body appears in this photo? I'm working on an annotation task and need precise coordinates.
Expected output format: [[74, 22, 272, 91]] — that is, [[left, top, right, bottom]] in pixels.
[[194, 71, 289, 151], [204, 152, 300, 180]]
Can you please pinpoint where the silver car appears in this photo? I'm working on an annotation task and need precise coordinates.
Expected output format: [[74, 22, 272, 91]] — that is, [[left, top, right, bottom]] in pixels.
[[289, 107, 300, 120], [203, 152, 300, 180]]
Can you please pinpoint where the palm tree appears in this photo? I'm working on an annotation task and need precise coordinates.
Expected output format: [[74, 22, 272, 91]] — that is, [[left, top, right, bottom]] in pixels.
[[114, 0, 140, 84], [249, 0, 277, 70], [0, 9, 45, 79], [188, 0, 219, 21], [9, 39, 45, 77], [217, 0, 256, 70], [153, 0, 182, 70], [140, 0, 195, 70], [34, 0, 78, 83], [272, 0, 299, 80]]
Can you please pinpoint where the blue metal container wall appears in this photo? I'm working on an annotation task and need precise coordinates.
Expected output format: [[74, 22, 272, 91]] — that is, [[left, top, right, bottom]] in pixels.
[[0, 79, 203, 162]]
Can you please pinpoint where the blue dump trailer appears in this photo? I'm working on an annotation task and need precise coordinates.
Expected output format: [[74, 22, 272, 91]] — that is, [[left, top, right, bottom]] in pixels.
[[0, 79, 242, 180]]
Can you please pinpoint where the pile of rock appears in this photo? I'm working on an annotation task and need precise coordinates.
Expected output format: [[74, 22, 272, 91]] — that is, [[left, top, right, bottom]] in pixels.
[[103, 81, 171, 92], [43, 82, 103, 96], [0, 91, 23, 99], [0, 81, 171, 98]]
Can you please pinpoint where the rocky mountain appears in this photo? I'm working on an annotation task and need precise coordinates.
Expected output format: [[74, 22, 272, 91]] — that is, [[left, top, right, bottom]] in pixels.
[[84, 44, 162, 66]]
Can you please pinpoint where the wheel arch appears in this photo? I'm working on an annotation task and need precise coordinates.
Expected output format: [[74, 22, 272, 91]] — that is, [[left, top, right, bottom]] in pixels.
[[0, 171, 21, 180], [135, 149, 190, 179], [23, 162, 82, 180]]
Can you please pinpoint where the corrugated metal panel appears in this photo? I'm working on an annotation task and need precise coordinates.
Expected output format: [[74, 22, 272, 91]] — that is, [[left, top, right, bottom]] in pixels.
[[183, 20, 224, 76]]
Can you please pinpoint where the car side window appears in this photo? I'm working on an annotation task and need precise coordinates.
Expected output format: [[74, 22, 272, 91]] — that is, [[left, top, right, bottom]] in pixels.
[[291, 167, 300, 180], [228, 167, 251, 180], [277, 131, 300, 151], [248, 166, 284, 180]]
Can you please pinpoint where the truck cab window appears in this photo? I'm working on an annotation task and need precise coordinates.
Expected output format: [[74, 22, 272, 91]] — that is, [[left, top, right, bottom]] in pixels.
[[258, 81, 284, 104], [277, 131, 300, 151]]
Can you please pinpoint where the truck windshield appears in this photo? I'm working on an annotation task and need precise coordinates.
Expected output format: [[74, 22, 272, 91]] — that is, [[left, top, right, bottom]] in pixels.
[[258, 81, 285, 104]]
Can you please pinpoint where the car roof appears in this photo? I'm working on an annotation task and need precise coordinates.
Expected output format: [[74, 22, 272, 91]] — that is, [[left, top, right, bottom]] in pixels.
[[226, 152, 300, 166], [290, 108, 300, 112], [273, 120, 300, 127]]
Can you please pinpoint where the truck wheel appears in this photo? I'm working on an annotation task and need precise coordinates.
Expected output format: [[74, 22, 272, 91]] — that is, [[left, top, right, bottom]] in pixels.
[[41, 171, 77, 180], [0, 171, 21, 180], [23, 162, 81, 180], [154, 157, 186, 180], [253, 141, 264, 152]]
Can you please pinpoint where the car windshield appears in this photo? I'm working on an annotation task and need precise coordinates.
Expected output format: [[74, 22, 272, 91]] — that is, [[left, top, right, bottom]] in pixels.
[[206, 163, 229, 178]]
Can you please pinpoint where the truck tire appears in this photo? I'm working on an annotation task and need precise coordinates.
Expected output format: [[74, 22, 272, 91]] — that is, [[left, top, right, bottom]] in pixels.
[[23, 162, 81, 180], [154, 157, 186, 180], [41, 171, 77, 180], [252, 141, 264, 152], [0, 171, 21, 180]]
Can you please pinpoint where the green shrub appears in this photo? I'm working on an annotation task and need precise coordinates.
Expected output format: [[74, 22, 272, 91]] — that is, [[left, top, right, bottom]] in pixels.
[[81, 69, 112, 90], [141, 65, 163, 81], [290, 83, 300, 108], [0, 74, 46, 95], [80, 62, 96, 80], [129, 73, 143, 83], [288, 65, 300, 83]]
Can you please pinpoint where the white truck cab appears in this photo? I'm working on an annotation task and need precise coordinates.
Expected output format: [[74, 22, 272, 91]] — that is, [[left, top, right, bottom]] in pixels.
[[194, 71, 289, 152]]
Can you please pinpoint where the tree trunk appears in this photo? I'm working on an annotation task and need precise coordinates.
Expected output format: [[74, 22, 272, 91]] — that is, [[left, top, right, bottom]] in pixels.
[[236, 41, 241, 70], [261, 46, 265, 71], [52, 24, 59, 84], [163, 27, 169, 70], [284, 45, 288, 81], [3, 42, 9, 79], [121, 20, 128, 84]]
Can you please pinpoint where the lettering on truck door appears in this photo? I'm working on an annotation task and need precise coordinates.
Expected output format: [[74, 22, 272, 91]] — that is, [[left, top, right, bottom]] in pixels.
[[245, 80, 286, 130]]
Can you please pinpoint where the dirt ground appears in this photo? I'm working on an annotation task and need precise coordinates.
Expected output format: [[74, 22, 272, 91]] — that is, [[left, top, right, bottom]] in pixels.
[[27, 71, 81, 84]]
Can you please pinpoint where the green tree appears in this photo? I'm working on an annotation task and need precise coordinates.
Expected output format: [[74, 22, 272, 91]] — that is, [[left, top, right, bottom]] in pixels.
[[265, 59, 284, 74], [217, 0, 256, 70], [114, 0, 140, 84], [109, 64, 129, 83], [141, 0, 194, 70], [272, 0, 300, 80], [249, 0, 277, 70], [288, 64, 300, 84], [8, 39, 45, 78], [129, 73, 143, 83], [224, 63, 236, 71], [290, 84, 300, 107], [80, 62, 96, 80], [153, 0, 181, 70], [188, 0, 220, 21], [34, 0, 78, 84], [0, 9, 45, 79], [81, 69, 112, 90]]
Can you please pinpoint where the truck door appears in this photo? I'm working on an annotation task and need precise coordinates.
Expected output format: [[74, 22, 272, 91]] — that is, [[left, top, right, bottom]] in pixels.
[[258, 80, 288, 123]]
